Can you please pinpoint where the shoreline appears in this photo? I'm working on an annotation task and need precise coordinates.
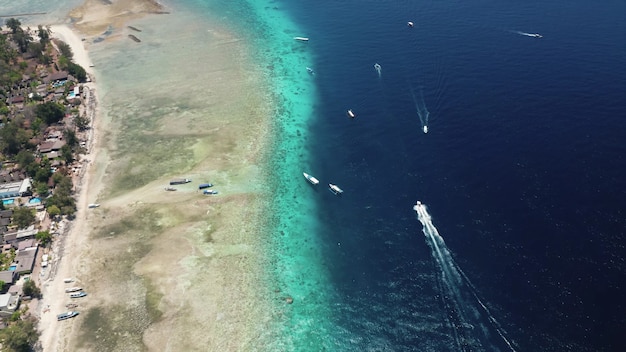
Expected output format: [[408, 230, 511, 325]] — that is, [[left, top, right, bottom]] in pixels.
[[37, 23, 104, 352]]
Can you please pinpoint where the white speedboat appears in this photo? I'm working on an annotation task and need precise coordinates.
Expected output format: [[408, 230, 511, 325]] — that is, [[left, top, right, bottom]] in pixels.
[[407, 21, 414, 28], [347, 109, 356, 118], [303, 172, 320, 185], [423, 125, 428, 134], [329, 183, 343, 195], [294, 37, 309, 42]]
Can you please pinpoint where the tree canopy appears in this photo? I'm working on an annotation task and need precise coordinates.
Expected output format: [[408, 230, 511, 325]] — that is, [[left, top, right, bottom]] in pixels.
[[35, 101, 65, 125], [12, 207, 35, 229], [0, 318, 39, 352]]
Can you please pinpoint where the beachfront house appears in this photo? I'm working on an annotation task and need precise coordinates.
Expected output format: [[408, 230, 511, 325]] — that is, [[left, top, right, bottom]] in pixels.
[[0, 293, 19, 318], [14, 246, 38, 275], [0, 271, 18, 291], [0, 178, 31, 199]]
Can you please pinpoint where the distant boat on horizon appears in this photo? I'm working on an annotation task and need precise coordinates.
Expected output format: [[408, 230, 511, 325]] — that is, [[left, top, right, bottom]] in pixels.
[[303, 172, 320, 185]]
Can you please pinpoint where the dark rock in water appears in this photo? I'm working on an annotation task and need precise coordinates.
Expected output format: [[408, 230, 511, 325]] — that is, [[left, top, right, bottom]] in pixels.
[[285, 297, 293, 304], [128, 26, 142, 32], [128, 34, 141, 43]]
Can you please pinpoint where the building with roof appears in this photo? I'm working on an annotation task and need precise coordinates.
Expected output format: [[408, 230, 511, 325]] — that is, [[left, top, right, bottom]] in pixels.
[[0, 293, 19, 317], [0, 178, 31, 199], [15, 246, 38, 274]]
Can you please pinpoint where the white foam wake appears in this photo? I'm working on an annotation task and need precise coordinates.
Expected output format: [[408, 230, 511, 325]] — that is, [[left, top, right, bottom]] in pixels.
[[414, 201, 517, 352]]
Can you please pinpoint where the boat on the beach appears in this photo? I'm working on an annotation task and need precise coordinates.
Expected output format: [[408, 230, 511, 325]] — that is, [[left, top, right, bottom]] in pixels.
[[303, 172, 320, 185], [65, 287, 82, 293], [63, 278, 74, 283], [57, 311, 79, 321], [198, 183, 214, 190], [165, 187, 177, 191], [65, 303, 78, 309], [294, 37, 309, 42], [70, 291, 87, 298], [203, 190, 219, 195], [87, 203, 100, 208], [329, 183, 343, 195], [170, 178, 192, 185], [347, 109, 356, 118]]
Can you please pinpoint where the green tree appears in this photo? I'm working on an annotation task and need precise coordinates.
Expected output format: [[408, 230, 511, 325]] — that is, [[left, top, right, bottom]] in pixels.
[[11, 28, 32, 53], [0, 318, 39, 352], [15, 150, 35, 170], [37, 25, 50, 44], [67, 62, 86, 82], [47, 205, 60, 218], [35, 101, 65, 124], [11, 207, 35, 229], [60, 144, 73, 164], [5, 18, 21, 34], [74, 114, 90, 131], [57, 41, 73, 59], [35, 230, 52, 247], [35, 182, 49, 197], [0, 121, 30, 155], [22, 280, 41, 298]]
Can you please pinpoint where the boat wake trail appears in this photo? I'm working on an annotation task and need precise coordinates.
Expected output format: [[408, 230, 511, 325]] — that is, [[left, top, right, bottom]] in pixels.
[[413, 202, 517, 352], [409, 86, 429, 133], [512, 30, 542, 38], [374, 63, 382, 78]]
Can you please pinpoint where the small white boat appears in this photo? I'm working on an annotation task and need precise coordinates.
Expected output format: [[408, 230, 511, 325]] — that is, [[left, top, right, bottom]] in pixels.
[[407, 21, 414, 28], [57, 311, 79, 321], [306, 67, 315, 75], [63, 278, 74, 283], [70, 291, 87, 298], [303, 172, 320, 185], [294, 37, 309, 42], [423, 125, 428, 134], [87, 203, 100, 208], [65, 287, 83, 293], [329, 183, 343, 195], [347, 109, 356, 118]]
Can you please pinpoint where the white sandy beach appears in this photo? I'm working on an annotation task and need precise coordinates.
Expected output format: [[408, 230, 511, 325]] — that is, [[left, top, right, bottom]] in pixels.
[[48, 25, 95, 73], [37, 24, 103, 352]]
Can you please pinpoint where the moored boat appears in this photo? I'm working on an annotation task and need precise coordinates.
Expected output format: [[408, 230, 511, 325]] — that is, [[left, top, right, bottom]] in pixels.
[[303, 172, 320, 185], [70, 291, 87, 298], [203, 190, 219, 195], [198, 183, 214, 189], [294, 37, 309, 42], [57, 311, 79, 321], [329, 183, 343, 195], [170, 178, 192, 185]]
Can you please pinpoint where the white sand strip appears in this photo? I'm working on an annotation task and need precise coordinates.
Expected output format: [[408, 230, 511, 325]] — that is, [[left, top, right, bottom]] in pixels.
[[49, 24, 94, 73]]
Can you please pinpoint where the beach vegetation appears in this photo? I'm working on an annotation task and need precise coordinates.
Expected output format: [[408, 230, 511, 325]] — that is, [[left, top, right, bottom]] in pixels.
[[56, 41, 73, 60], [47, 205, 60, 218], [11, 207, 35, 229], [37, 25, 51, 45], [74, 113, 90, 131], [35, 230, 53, 247], [0, 317, 39, 352], [22, 279, 41, 298], [4, 18, 21, 34], [46, 174, 76, 216]]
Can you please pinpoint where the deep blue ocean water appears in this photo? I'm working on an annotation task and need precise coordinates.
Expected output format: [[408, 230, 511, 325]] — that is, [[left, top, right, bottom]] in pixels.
[[265, 0, 625, 351]]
